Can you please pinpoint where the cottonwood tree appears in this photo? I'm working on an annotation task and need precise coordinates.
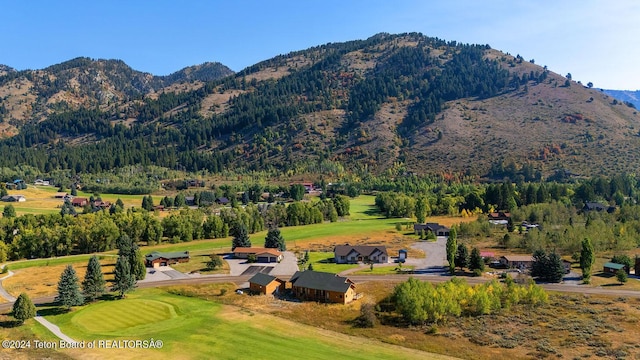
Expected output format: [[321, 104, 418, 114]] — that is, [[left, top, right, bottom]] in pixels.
[[264, 227, 286, 251], [82, 255, 106, 302], [12, 293, 36, 324], [579, 237, 595, 283], [56, 265, 84, 309], [446, 227, 457, 274], [206, 254, 224, 270], [112, 256, 135, 298]]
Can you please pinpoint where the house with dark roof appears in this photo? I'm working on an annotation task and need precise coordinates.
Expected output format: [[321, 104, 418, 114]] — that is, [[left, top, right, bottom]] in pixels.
[[289, 270, 357, 304], [249, 273, 285, 295], [145, 251, 190, 268], [233, 247, 283, 263], [334, 245, 388, 264], [1, 194, 26, 202], [500, 255, 534, 270], [488, 211, 511, 221], [583, 202, 616, 213], [215, 197, 230, 205], [413, 223, 450, 236]]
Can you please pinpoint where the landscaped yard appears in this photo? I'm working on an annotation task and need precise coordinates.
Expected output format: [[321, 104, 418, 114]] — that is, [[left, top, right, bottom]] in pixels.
[[43, 288, 440, 360]]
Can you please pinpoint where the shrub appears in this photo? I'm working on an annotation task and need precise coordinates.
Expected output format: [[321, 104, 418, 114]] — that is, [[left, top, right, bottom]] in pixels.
[[616, 269, 628, 283], [355, 303, 377, 328]]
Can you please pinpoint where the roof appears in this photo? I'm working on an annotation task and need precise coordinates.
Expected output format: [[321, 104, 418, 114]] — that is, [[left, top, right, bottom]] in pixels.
[[480, 252, 495, 258], [71, 197, 88, 204], [488, 212, 511, 219], [334, 245, 388, 258], [290, 270, 353, 293], [413, 223, 449, 232], [501, 255, 534, 262], [603, 262, 626, 270], [233, 247, 282, 256], [248, 272, 281, 287], [145, 251, 190, 262]]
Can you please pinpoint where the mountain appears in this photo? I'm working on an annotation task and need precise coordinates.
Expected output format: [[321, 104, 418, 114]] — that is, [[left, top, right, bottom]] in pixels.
[[601, 89, 640, 109], [0, 33, 638, 178], [0, 58, 233, 134]]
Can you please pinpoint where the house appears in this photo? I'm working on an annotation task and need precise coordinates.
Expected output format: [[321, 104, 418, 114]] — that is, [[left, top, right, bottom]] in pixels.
[[34, 179, 50, 186], [184, 196, 196, 206], [289, 270, 357, 304], [145, 251, 190, 268], [216, 197, 229, 205], [93, 200, 111, 209], [291, 182, 314, 193], [248, 273, 285, 295], [500, 255, 534, 270], [54, 192, 68, 199], [334, 245, 389, 264], [480, 251, 495, 261], [1, 195, 26, 202], [636, 257, 640, 275], [603, 262, 627, 274], [562, 259, 572, 274], [488, 211, 511, 221], [521, 221, 540, 231], [233, 247, 283, 263], [398, 249, 408, 262], [413, 223, 450, 236], [71, 197, 88, 207], [583, 202, 616, 213]]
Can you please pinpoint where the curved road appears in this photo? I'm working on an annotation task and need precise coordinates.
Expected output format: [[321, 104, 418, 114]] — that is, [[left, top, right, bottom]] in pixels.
[[2, 273, 639, 313]]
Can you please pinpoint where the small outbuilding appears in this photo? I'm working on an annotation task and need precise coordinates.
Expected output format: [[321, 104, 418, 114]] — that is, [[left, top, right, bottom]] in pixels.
[[249, 273, 285, 295], [603, 262, 627, 274], [398, 249, 407, 262]]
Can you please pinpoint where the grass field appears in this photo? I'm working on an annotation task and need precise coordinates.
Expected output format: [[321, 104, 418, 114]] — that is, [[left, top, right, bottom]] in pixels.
[[304, 251, 359, 273], [44, 288, 444, 360]]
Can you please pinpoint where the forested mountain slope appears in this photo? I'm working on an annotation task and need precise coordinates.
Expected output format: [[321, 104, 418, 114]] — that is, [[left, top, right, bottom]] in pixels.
[[0, 33, 638, 178]]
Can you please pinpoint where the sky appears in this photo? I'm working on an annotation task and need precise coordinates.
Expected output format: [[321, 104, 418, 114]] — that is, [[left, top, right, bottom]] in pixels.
[[2, 1, 639, 90]]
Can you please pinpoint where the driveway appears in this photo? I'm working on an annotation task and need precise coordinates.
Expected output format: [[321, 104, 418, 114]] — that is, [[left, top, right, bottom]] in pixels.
[[138, 266, 189, 283], [226, 251, 299, 277], [407, 236, 448, 274]]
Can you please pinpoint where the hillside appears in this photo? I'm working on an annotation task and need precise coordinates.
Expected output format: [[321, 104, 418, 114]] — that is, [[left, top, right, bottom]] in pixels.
[[0, 58, 233, 135], [602, 89, 640, 109], [0, 33, 638, 178]]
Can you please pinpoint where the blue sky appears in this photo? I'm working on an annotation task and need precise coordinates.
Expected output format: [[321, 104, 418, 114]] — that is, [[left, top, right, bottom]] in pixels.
[[2, 1, 638, 89]]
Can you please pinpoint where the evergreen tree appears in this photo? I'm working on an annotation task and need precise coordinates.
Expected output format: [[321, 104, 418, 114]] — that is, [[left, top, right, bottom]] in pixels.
[[468, 247, 485, 273], [60, 200, 77, 216], [12, 293, 36, 324], [56, 265, 84, 309], [82, 255, 106, 302], [580, 237, 595, 283], [546, 251, 566, 283], [141, 195, 154, 211], [454, 243, 469, 271], [264, 227, 286, 251], [231, 224, 251, 250], [112, 256, 135, 298], [446, 227, 457, 274], [2, 204, 16, 218], [531, 249, 547, 279]]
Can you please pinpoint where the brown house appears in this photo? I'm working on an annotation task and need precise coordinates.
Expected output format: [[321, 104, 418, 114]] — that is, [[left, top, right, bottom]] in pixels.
[[249, 273, 285, 295], [233, 247, 283, 263], [603, 262, 627, 274], [145, 251, 190, 268], [71, 197, 88, 207], [488, 211, 511, 221], [289, 270, 357, 304], [413, 223, 450, 236]]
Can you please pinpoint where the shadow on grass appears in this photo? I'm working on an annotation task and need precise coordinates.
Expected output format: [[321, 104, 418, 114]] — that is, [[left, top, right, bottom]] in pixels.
[[594, 273, 615, 279], [0, 319, 22, 328], [36, 307, 69, 316], [601, 283, 624, 287]]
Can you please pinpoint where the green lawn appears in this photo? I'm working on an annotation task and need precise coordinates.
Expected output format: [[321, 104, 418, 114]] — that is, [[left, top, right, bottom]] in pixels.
[[352, 264, 415, 275], [45, 288, 431, 359], [305, 251, 359, 273]]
